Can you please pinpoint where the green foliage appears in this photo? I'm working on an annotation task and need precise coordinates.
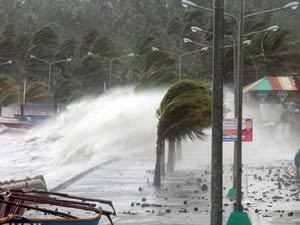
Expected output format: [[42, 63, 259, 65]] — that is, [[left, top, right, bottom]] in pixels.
[[2, 24, 16, 39], [24, 26, 59, 80], [0, 76, 54, 106], [157, 79, 212, 141], [0, 24, 17, 63], [25, 81, 52, 102], [0, 76, 21, 106], [54, 80, 84, 104], [78, 29, 99, 57], [90, 35, 116, 58], [135, 65, 178, 91], [0, 0, 299, 106], [74, 56, 106, 93], [259, 29, 300, 74]]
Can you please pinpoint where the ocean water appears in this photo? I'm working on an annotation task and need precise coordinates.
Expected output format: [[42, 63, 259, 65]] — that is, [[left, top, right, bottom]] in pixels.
[[0, 87, 165, 183]]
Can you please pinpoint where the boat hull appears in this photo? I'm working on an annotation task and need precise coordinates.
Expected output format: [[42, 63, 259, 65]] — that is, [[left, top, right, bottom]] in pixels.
[[0, 117, 37, 129], [2, 215, 101, 225], [3, 219, 101, 225]]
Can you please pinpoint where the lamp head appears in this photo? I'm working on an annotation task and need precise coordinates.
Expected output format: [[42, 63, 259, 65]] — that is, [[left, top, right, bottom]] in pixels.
[[183, 37, 193, 43], [191, 26, 202, 33], [128, 53, 135, 57], [267, 25, 279, 32], [66, 58, 72, 62], [151, 47, 159, 52], [182, 0, 197, 8], [283, 1, 299, 9], [7, 60, 13, 64], [87, 51, 94, 56], [200, 47, 209, 51], [29, 55, 36, 59], [243, 40, 252, 45]]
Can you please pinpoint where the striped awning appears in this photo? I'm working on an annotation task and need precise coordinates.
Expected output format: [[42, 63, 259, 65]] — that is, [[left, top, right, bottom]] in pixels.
[[243, 76, 298, 93]]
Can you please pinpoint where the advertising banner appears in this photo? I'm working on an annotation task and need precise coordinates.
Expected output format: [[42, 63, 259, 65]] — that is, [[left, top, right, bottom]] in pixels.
[[223, 118, 253, 142]]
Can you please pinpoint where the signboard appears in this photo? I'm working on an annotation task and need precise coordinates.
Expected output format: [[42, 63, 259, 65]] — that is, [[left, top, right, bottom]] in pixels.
[[223, 118, 253, 142]]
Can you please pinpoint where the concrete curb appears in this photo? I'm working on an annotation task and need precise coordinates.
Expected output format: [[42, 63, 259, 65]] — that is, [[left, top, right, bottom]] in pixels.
[[50, 157, 120, 192]]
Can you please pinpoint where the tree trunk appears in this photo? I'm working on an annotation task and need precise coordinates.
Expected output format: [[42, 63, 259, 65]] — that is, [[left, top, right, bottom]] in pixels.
[[176, 140, 182, 161], [167, 139, 175, 173], [0, 107, 2, 116], [153, 135, 162, 187], [160, 139, 166, 177]]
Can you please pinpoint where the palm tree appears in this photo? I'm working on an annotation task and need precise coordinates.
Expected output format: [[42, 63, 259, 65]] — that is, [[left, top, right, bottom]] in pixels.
[[24, 26, 59, 81], [25, 81, 52, 102], [0, 76, 52, 115], [258, 29, 300, 76], [154, 79, 212, 187], [0, 76, 21, 115], [134, 65, 178, 91], [54, 80, 84, 105]]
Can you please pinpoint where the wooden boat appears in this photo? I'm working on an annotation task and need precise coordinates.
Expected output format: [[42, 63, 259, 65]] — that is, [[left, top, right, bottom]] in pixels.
[[0, 103, 55, 129], [0, 189, 115, 225], [0, 176, 47, 192], [0, 116, 36, 129]]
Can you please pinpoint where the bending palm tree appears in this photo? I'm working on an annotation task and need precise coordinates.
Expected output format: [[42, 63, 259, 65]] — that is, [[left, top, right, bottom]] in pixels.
[[0, 76, 52, 115], [154, 80, 212, 187]]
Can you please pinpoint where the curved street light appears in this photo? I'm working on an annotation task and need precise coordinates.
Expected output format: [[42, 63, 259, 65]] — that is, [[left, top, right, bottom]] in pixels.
[[191, 25, 279, 38], [151, 46, 208, 80], [244, 25, 279, 37], [0, 60, 13, 66], [183, 37, 251, 48], [191, 25, 278, 81], [283, 1, 299, 9], [30, 55, 72, 92], [87, 51, 134, 89]]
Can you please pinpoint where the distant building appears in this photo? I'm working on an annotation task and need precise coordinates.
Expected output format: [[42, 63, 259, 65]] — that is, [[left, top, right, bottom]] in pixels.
[[243, 76, 300, 125]]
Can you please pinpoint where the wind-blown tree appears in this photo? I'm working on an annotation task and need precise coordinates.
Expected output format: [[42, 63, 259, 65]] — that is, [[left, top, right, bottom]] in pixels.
[[154, 80, 212, 187], [24, 26, 59, 81], [131, 28, 175, 74], [25, 81, 52, 102], [134, 65, 178, 91], [0, 76, 51, 115], [53, 38, 78, 90], [90, 35, 116, 57], [257, 29, 300, 76], [0, 24, 18, 78], [0, 76, 21, 115], [74, 32, 117, 93], [74, 56, 106, 94], [78, 29, 99, 58], [54, 80, 84, 105]]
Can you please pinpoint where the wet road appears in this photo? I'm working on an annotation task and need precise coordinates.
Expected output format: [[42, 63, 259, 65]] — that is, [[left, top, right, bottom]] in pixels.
[[47, 151, 300, 225]]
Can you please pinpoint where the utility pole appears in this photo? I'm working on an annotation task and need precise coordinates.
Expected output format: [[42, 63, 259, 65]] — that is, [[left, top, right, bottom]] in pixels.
[[236, 0, 245, 212], [210, 0, 224, 224]]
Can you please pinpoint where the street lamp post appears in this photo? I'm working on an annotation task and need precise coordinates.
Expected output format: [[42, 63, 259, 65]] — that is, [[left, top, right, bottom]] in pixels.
[[30, 55, 72, 92], [151, 46, 208, 80], [87, 52, 134, 89]]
